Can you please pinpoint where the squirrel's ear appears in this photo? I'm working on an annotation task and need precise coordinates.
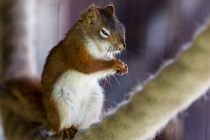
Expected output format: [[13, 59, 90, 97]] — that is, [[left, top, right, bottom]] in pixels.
[[81, 5, 99, 25], [104, 5, 115, 15]]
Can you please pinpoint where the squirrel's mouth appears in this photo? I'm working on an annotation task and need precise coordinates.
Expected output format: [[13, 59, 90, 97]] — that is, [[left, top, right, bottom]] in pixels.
[[108, 46, 123, 55], [107, 46, 122, 53], [103, 45, 123, 60]]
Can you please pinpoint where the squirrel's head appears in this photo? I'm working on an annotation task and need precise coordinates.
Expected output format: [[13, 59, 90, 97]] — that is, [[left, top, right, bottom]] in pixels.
[[80, 4, 125, 59]]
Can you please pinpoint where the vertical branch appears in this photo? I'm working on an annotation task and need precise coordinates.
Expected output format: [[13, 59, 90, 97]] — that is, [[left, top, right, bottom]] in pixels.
[[0, 0, 37, 81]]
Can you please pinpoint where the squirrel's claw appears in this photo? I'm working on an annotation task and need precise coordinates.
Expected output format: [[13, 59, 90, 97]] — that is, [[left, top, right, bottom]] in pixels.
[[61, 125, 78, 140]]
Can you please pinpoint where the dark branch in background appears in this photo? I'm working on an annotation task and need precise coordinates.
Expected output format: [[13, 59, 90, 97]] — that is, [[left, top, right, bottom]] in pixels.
[[0, 0, 37, 81]]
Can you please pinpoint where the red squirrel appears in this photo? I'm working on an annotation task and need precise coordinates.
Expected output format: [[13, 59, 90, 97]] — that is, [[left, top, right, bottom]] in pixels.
[[41, 4, 128, 139]]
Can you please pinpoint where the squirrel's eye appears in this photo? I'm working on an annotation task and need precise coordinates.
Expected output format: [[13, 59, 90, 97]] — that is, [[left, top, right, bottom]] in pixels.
[[100, 28, 110, 38], [102, 29, 108, 36]]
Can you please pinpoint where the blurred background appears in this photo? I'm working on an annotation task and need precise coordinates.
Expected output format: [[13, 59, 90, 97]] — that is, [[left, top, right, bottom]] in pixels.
[[1, 0, 210, 140]]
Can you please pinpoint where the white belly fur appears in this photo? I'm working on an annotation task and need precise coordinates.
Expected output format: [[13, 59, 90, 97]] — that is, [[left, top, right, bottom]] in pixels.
[[52, 70, 113, 131]]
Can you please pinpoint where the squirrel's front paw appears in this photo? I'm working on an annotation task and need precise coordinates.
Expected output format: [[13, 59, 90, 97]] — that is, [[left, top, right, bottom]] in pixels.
[[61, 125, 77, 140], [113, 59, 128, 75]]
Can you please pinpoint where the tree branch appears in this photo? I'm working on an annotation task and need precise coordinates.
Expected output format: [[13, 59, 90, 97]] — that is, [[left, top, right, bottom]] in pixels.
[[73, 20, 210, 140], [0, 0, 37, 81]]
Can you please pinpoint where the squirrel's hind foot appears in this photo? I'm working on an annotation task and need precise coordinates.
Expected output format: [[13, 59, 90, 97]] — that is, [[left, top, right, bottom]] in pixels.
[[61, 125, 78, 140]]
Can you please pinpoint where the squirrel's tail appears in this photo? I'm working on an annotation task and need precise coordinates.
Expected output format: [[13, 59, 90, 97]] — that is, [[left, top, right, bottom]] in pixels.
[[1, 78, 46, 123]]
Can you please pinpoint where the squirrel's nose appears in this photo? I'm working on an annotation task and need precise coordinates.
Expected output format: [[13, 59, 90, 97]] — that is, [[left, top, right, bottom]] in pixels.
[[118, 43, 126, 51]]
